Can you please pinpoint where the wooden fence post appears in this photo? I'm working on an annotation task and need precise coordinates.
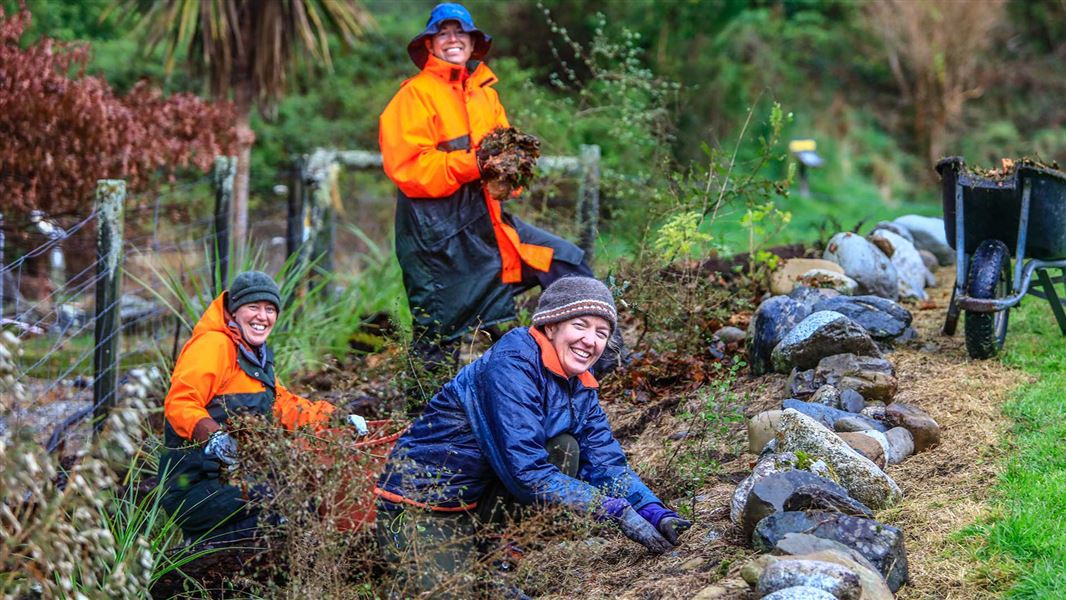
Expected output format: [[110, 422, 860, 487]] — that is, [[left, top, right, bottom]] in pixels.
[[576, 144, 601, 260], [301, 150, 337, 286], [212, 156, 236, 294], [93, 180, 125, 433]]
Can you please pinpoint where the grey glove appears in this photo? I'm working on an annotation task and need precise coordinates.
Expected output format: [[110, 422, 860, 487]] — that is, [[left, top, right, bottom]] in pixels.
[[617, 506, 674, 554], [204, 430, 239, 466], [658, 516, 692, 545]]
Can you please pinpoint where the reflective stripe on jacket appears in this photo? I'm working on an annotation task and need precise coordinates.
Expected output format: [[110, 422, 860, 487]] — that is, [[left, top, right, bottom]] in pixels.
[[159, 293, 335, 535], [377, 327, 660, 512], [380, 56, 578, 340]]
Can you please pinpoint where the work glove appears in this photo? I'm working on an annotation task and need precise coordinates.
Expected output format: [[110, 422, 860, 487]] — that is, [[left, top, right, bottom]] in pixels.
[[636, 502, 693, 546], [203, 430, 239, 466], [601, 498, 673, 554], [346, 414, 369, 436]]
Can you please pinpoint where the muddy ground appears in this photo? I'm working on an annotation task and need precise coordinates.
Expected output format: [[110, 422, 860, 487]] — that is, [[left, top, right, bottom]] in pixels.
[[518, 268, 1020, 600]]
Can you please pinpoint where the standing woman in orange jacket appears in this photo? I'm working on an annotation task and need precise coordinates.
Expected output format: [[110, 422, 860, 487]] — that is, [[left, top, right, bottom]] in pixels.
[[379, 3, 594, 366], [159, 271, 363, 543]]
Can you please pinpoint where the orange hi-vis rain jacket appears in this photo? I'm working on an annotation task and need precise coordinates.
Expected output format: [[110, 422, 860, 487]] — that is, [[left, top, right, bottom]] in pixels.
[[380, 55, 586, 341], [159, 292, 336, 536]]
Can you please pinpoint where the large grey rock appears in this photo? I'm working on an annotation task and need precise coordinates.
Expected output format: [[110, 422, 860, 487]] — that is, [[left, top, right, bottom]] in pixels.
[[730, 451, 834, 524], [884, 427, 915, 465], [811, 296, 913, 342], [789, 286, 842, 311], [870, 229, 932, 300], [749, 296, 812, 376], [918, 249, 939, 273], [771, 311, 880, 373], [822, 232, 900, 300], [814, 353, 898, 403], [884, 402, 941, 452], [894, 214, 954, 266], [776, 409, 902, 510], [742, 470, 872, 535], [833, 415, 884, 433], [809, 385, 842, 409], [772, 533, 879, 573], [776, 548, 894, 600], [762, 587, 838, 600], [782, 399, 887, 432], [757, 560, 861, 600], [838, 389, 865, 413], [753, 511, 909, 592]]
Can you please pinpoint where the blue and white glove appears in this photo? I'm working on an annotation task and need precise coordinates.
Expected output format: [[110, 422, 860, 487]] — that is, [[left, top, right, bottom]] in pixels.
[[346, 414, 369, 436], [204, 430, 239, 466]]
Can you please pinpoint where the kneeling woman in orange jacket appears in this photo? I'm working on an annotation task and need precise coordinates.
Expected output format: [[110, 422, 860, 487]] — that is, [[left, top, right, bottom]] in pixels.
[[159, 271, 362, 543]]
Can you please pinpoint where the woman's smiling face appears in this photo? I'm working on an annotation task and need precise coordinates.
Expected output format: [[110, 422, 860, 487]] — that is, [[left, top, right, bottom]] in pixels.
[[427, 21, 473, 65], [233, 301, 277, 347], [543, 316, 611, 378]]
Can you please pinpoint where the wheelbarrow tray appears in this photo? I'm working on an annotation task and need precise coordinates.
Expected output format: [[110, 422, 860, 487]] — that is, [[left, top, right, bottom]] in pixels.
[[937, 156, 1066, 260]]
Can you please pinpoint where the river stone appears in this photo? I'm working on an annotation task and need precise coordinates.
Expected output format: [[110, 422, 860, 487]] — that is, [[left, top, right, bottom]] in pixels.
[[875, 220, 914, 244], [771, 259, 846, 296], [762, 587, 838, 600], [833, 415, 884, 433], [894, 214, 954, 266], [836, 432, 886, 468], [811, 295, 913, 341], [789, 286, 842, 311], [757, 559, 862, 600], [714, 325, 747, 344], [838, 389, 865, 413], [871, 228, 932, 300], [814, 353, 898, 403], [884, 402, 941, 452], [918, 249, 939, 272], [741, 554, 780, 585], [749, 296, 813, 376], [771, 533, 879, 572], [754, 511, 909, 592], [776, 409, 902, 509], [782, 399, 887, 433], [749, 410, 784, 454], [810, 385, 842, 408], [884, 427, 915, 464], [771, 311, 881, 373], [796, 269, 859, 296], [730, 451, 834, 524], [822, 232, 900, 300], [742, 470, 872, 535], [780, 549, 894, 600]]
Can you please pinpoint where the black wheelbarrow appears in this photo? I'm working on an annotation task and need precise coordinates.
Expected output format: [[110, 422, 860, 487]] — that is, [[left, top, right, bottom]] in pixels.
[[937, 157, 1066, 358]]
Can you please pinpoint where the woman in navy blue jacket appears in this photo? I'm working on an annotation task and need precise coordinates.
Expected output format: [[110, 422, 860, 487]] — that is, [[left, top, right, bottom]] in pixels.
[[375, 276, 691, 597]]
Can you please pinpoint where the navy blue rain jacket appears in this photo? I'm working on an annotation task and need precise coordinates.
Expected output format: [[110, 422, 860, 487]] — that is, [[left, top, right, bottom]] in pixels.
[[377, 327, 660, 512]]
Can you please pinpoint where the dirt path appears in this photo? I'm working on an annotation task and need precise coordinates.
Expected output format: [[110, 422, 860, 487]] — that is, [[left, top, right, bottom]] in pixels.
[[525, 270, 1020, 599]]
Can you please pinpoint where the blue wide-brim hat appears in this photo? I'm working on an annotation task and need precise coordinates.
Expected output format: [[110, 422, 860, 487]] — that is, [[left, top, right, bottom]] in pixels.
[[407, 3, 492, 68]]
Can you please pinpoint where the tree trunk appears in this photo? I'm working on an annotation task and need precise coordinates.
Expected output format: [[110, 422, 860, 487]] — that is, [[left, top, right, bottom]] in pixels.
[[232, 85, 255, 271]]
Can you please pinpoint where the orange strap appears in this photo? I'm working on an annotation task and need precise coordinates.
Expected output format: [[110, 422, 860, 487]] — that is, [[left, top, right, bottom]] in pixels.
[[484, 190, 554, 283], [373, 486, 478, 513]]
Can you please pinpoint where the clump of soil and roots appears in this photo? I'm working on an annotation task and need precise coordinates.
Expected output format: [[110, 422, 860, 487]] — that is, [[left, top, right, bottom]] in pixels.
[[477, 127, 541, 201]]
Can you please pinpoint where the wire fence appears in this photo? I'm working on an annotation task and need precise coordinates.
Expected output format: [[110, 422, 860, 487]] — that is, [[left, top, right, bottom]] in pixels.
[[1, 146, 601, 456]]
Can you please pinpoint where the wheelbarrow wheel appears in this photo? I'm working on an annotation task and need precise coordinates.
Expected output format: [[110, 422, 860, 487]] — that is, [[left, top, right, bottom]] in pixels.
[[965, 239, 1011, 359]]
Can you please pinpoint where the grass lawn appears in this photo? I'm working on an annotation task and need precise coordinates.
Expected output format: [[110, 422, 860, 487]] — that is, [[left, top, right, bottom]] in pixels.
[[967, 292, 1066, 598]]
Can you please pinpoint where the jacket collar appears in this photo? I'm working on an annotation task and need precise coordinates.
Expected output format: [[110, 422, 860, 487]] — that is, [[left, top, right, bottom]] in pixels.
[[528, 327, 599, 389], [195, 293, 270, 360], [420, 54, 496, 88]]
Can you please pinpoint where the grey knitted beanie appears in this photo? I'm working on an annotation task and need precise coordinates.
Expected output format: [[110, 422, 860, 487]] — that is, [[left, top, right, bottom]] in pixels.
[[227, 271, 282, 313], [531, 276, 617, 332]]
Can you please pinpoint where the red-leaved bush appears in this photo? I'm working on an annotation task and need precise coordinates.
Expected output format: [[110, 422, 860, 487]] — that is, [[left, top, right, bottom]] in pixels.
[[0, 7, 236, 218]]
